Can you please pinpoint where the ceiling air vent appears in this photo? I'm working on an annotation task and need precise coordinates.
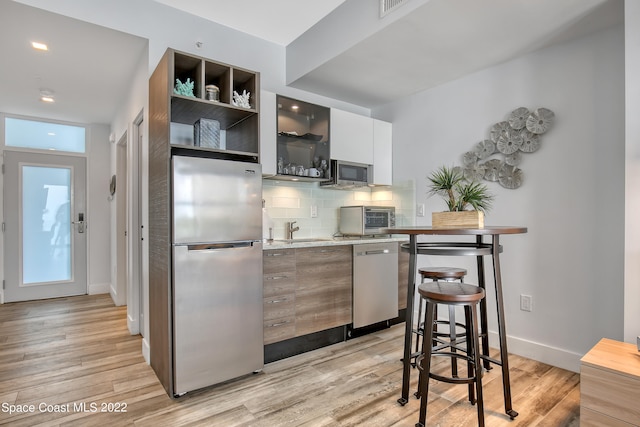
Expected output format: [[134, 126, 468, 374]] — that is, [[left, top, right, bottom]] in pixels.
[[380, 0, 408, 18]]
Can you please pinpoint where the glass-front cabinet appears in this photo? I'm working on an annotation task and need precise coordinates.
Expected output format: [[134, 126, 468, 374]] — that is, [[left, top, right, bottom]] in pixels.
[[273, 95, 330, 181]]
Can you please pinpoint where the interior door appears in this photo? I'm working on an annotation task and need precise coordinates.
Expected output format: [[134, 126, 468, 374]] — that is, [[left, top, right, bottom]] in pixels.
[[3, 151, 87, 302]]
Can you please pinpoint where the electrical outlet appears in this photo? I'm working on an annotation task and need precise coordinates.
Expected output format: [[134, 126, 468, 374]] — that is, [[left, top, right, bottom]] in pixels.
[[310, 205, 318, 218], [417, 203, 425, 217], [520, 294, 532, 312]]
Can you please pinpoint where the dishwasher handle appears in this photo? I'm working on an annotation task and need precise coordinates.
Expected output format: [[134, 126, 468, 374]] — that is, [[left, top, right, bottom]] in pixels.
[[356, 249, 391, 256]]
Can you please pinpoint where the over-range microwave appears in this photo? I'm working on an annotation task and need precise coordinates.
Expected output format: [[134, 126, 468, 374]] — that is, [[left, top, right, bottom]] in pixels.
[[339, 206, 396, 236], [320, 160, 372, 189]]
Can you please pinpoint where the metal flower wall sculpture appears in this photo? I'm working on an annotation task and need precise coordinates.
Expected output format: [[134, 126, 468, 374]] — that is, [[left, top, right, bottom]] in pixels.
[[456, 107, 555, 189]]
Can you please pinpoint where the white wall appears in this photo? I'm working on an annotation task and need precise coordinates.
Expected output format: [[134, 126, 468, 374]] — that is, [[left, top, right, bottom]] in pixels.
[[624, 0, 640, 344], [86, 124, 113, 294], [374, 25, 625, 372]]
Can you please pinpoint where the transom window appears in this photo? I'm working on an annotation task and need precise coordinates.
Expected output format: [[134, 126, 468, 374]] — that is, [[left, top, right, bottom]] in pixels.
[[4, 117, 86, 153]]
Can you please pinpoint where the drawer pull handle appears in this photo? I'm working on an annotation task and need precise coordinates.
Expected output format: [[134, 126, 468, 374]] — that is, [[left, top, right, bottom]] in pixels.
[[268, 320, 290, 327], [266, 275, 289, 280], [266, 253, 285, 257], [267, 298, 288, 303]]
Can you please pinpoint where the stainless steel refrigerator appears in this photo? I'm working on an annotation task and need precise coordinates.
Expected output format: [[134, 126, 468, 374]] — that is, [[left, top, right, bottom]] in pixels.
[[172, 155, 263, 395]]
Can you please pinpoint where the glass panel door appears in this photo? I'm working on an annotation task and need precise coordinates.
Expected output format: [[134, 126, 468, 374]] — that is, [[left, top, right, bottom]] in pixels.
[[4, 151, 87, 302]]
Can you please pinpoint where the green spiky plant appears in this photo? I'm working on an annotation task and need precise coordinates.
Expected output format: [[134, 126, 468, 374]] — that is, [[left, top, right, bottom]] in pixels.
[[427, 165, 494, 212]]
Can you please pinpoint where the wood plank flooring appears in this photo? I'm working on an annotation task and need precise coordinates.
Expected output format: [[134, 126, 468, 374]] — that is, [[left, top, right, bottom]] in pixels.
[[0, 294, 580, 426]]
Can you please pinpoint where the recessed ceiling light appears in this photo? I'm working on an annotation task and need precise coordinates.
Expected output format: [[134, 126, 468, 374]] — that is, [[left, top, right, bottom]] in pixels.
[[47, 132, 56, 136], [40, 89, 55, 103], [31, 41, 48, 51]]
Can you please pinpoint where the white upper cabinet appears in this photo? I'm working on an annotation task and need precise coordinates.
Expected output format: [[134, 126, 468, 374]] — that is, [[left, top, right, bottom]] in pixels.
[[259, 90, 277, 176], [330, 108, 374, 165], [373, 119, 392, 186]]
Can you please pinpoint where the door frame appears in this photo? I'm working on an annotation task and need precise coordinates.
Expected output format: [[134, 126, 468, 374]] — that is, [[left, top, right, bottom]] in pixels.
[[113, 132, 128, 306], [1, 112, 90, 304], [126, 110, 144, 336]]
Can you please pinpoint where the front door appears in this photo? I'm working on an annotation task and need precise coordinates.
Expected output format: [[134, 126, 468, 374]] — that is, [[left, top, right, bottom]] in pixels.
[[3, 151, 87, 302]]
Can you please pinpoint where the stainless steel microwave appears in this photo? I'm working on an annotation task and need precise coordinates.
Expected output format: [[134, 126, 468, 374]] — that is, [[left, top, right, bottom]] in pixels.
[[339, 206, 395, 236], [320, 160, 372, 188]]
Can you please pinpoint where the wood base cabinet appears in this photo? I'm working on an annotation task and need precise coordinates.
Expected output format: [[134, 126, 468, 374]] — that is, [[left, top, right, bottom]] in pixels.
[[263, 242, 409, 347], [580, 338, 640, 426], [262, 245, 352, 344]]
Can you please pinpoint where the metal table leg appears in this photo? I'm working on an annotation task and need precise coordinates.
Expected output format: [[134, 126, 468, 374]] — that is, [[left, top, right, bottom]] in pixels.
[[492, 234, 518, 419], [398, 235, 417, 406], [475, 235, 492, 371]]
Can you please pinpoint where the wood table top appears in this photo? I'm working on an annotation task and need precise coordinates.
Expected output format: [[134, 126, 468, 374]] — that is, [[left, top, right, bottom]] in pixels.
[[382, 225, 528, 236]]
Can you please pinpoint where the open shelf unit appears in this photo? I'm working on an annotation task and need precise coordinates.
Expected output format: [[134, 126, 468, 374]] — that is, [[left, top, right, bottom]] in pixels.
[[168, 50, 260, 157]]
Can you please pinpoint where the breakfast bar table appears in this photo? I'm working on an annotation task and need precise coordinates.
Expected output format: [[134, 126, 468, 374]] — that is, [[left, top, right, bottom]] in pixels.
[[382, 225, 527, 420]]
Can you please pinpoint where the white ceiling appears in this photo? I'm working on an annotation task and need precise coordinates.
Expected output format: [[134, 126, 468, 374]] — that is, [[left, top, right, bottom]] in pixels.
[[0, 1, 147, 124], [0, 0, 624, 125], [286, 0, 624, 107], [152, 0, 347, 46]]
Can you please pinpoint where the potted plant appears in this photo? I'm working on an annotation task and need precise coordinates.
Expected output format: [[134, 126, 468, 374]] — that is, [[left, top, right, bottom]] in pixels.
[[427, 165, 494, 228]]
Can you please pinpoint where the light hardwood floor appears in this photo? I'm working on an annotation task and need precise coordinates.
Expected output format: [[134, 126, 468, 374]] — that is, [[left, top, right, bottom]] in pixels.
[[0, 294, 580, 426]]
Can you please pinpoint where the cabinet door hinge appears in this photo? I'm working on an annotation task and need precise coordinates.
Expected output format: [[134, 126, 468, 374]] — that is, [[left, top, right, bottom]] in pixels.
[[1, 222, 4, 232], [2, 280, 5, 290], [1, 164, 4, 174]]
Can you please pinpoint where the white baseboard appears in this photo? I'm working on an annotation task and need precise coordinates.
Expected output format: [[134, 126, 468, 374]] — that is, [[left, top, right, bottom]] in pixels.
[[88, 282, 110, 295], [420, 308, 583, 373], [127, 313, 140, 335], [109, 283, 126, 306], [142, 337, 150, 364], [488, 331, 582, 373]]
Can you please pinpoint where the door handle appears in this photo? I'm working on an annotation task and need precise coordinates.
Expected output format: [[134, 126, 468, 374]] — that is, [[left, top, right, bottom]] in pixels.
[[72, 213, 85, 233]]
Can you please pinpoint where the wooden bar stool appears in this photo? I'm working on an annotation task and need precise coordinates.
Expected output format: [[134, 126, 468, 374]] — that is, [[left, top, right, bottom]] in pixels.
[[415, 282, 486, 427], [414, 267, 467, 376]]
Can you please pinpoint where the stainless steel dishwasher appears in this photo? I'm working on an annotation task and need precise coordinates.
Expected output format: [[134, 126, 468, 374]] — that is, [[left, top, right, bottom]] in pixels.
[[353, 242, 399, 329]]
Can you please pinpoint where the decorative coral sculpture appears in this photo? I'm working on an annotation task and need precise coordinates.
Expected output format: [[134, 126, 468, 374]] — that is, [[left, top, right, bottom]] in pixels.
[[232, 90, 251, 108], [174, 78, 195, 97]]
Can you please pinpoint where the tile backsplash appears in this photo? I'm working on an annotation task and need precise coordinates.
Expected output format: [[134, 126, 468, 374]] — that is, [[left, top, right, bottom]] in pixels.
[[262, 179, 415, 240]]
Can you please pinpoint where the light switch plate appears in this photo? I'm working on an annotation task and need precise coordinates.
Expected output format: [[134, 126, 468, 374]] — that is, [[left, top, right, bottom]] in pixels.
[[417, 203, 425, 217]]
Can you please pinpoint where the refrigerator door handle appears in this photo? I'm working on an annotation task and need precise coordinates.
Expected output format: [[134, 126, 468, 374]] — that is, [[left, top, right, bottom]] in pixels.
[[187, 242, 254, 251]]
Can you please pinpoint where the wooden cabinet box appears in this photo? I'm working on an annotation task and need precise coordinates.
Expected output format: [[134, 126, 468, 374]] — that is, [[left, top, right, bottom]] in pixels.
[[263, 242, 408, 347], [580, 338, 640, 426]]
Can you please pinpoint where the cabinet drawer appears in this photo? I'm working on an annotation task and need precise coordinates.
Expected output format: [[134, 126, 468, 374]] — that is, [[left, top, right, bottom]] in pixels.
[[580, 407, 636, 427], [264, 293, 295, 321], [263, 273, 296, 298], [296, 245, 351, 265], [581, 364, 640, 425], [263, 249, 296, 274], [264, 316, 295, 345]]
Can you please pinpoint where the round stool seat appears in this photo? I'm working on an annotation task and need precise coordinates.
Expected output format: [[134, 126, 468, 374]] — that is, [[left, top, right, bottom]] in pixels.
[[418, 282, 485, 304], [418, 267, 467, 281]]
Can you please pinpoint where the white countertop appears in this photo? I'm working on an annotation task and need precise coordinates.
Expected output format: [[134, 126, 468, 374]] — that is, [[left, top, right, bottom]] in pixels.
[[262, 236, 407, 249]]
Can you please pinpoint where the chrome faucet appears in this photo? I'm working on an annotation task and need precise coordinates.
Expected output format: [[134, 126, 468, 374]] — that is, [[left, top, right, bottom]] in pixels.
[[285, 221, 300, 240]]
